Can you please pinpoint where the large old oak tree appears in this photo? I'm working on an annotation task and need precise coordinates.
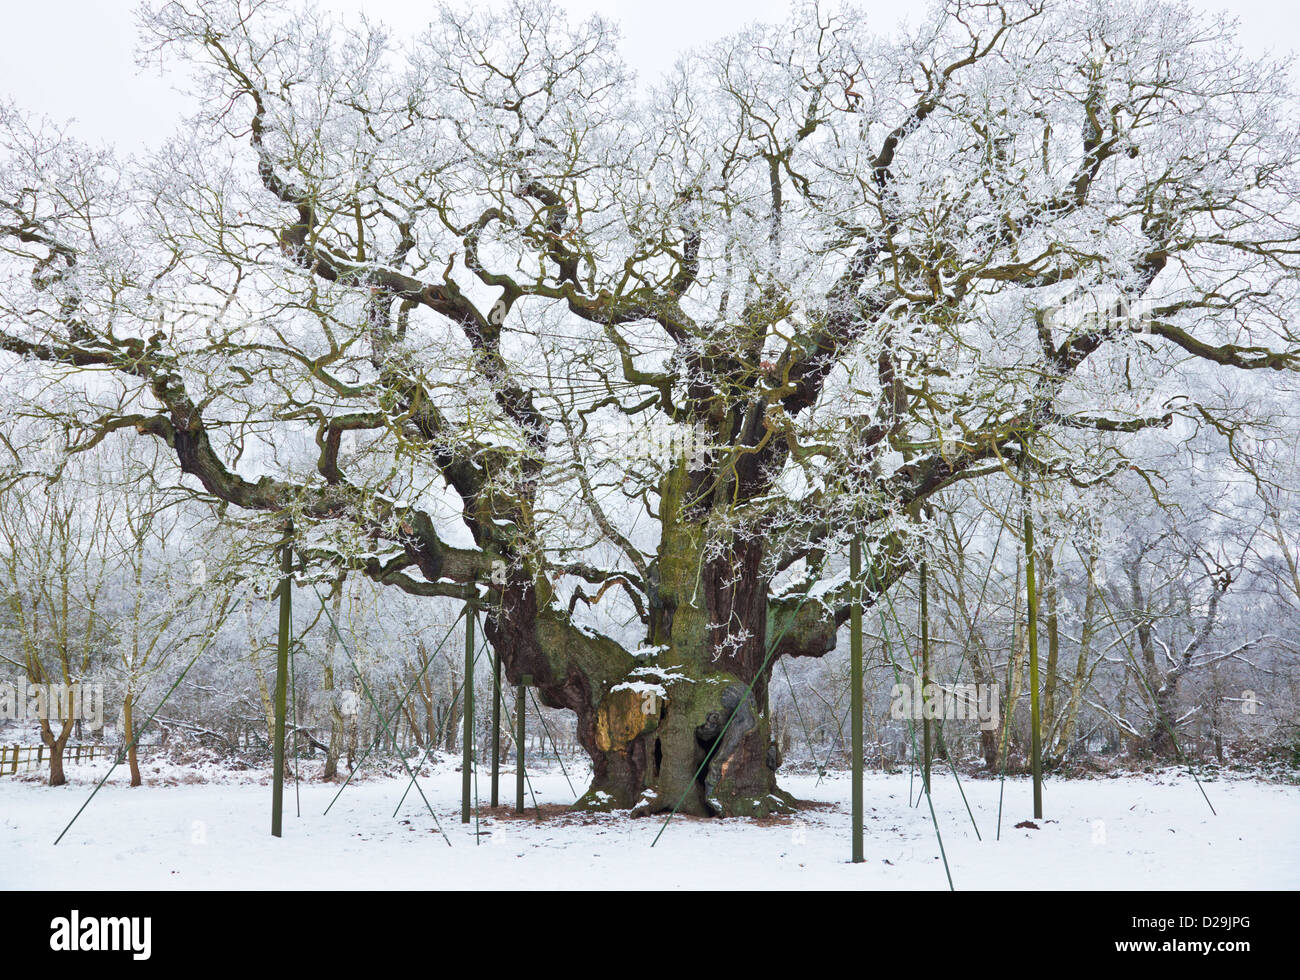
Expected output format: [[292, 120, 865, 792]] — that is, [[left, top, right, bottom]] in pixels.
[[1, 0, 1296, 813]]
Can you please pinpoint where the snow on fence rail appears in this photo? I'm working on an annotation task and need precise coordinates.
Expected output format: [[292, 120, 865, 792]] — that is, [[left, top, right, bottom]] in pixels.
[[0, 743, 112, 774]]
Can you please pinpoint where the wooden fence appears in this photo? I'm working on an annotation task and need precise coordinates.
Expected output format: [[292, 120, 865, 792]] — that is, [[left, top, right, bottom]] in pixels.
[[0, 743, 110, 775]]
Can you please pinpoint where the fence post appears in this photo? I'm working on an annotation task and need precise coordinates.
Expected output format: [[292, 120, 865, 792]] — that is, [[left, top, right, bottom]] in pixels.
[[38, 744, 44, 765], [10, 745, 17, 774]]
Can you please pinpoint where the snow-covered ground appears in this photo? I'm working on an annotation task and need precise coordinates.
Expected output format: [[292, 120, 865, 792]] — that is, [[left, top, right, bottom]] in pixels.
[[2, 757, 1296, 889]]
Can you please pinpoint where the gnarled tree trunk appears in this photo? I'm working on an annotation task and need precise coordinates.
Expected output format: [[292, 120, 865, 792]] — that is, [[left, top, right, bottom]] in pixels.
[[489, 462, 798, 818]]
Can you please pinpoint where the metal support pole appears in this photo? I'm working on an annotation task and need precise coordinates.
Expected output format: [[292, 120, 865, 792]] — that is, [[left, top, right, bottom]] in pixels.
[[272, 519, 293, 838], [516, 674, 530, 814], [462, 597, 475, 824], [1024, 502, 1043, 819], [920, 556, 931, 793], [491, 650, 502, 807], [850, 534, 864, 864]]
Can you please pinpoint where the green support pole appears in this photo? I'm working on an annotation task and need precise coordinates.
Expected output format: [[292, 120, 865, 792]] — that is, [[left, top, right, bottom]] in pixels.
[[491, 651, 501, 807], [1024, 500, 1043, 819], [920, 556, 931, 793], [272, 519, 293, 838], [850, 534, 864, 864], [462, 598, 475, 824], [516, 674, 529, 814]]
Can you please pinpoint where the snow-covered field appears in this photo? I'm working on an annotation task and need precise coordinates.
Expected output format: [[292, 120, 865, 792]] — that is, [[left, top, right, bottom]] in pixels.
[[2, 758, 1296, 889]]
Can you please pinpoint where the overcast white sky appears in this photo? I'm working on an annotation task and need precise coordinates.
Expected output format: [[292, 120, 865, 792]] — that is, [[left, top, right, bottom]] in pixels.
[[0, 0, 1296, 152]]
